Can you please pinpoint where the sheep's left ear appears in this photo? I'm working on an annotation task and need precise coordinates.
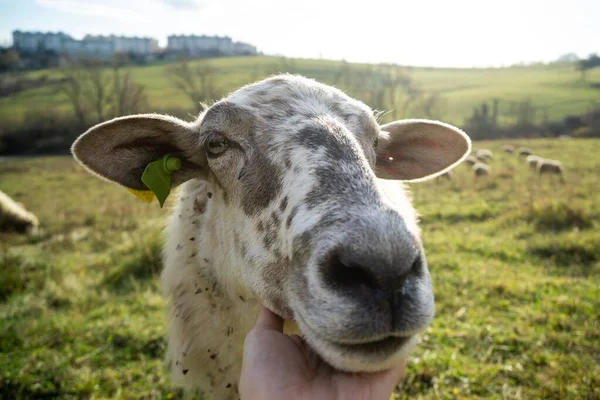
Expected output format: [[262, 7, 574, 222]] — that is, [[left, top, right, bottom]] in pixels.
[[375, 119, 471, 181]]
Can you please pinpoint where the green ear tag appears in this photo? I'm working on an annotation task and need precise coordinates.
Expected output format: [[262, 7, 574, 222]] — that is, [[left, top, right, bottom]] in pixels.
[[141, 154, 182, 208]]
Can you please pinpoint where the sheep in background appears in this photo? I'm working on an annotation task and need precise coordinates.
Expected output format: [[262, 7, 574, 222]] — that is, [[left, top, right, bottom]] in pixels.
[[518, 147, 533, 157], [502, 145, 515, 153], [473, 162, 490, 177], [465, 155, 479, 165], [436, 170, 453, 182], [0, 190, 39, 234], [476, 154, 489, 163], [475, 149, 493, 161], [526, 154, 543, 170], [537, 159, 565, 182]]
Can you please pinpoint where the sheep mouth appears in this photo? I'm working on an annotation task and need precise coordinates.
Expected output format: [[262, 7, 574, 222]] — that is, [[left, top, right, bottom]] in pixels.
[[324, 335, 411, 355], [295, 312, 413, 359]]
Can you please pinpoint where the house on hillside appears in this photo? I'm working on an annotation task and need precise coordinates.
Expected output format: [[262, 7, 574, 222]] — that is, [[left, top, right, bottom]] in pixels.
[[167, 34, 258, 57], [12, 30, 159, 60]]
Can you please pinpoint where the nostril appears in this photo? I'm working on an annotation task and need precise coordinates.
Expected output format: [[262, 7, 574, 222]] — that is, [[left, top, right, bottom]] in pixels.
[[410, 254, 424, 276], [322, 252, 379, 293]]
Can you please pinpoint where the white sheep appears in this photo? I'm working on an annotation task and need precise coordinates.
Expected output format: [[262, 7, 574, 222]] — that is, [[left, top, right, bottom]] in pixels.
[[71, 74, 472, 399], [526, 154, 543, 170], [475, 149, 493, 161], [502, 144, 515, 153], [537, 159, 565, 182], [472, 162, 490, 176], [436, 170, 453, 182], [465, 155, 479, 165], [0, 190, 39, 234], [517, 146, 533, 157]]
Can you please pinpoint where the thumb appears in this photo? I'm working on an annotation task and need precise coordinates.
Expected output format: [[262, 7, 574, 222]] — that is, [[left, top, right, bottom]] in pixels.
[[254, 305, 284, 332]]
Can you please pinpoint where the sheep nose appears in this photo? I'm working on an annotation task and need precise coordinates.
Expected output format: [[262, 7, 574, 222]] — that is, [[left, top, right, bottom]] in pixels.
[[319, 246, 424, 302]]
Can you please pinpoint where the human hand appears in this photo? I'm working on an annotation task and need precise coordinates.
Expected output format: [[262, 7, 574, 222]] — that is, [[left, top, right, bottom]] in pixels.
[[239, 306, 406, 400]]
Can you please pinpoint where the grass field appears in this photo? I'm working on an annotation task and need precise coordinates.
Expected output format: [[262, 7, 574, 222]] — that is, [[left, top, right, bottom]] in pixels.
[[1, 56, 600, 128], [1, 137, 598, 399]]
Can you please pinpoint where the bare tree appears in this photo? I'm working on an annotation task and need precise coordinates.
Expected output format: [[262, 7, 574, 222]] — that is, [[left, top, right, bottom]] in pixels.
[[85, 61, 112, 121], [58, 66, 89, 127], [58, 60, 149, 126], [111, 67, 149, 116], [165, 59, 221, 113]]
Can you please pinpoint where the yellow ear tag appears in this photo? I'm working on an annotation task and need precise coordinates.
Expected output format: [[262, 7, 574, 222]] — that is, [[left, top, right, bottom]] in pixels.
[[127, 188, 155, 203]]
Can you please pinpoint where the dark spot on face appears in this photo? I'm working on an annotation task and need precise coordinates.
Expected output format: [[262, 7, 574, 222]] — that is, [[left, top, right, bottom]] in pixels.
[[193, 198, 206, 214], [257, 221, 265, 232], [226, 383, 232, 389], [203, 258, 210, 263], [210, 354, 217, 360], [260, 259, 292, 315], [286, 206, 298, 229], [189, 237, 195, 241], [239, 295, 245, 302], [240, 243, 247, 258], [240, 153, 283, 216], [262, 213, 280, 250], [195, 288, 202, 294], [279, 196, 289, 212], [183, 369, 189, 375], [207, 192, 213, 199], [190, 252, 196, 258], [263, 234, 275, 249], [295, 123, 359, 163], [176, 360, 179, 366]]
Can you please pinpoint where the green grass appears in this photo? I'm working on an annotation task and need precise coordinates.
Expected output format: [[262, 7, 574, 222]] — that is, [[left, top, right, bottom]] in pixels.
[[1, 138, 599, 399], [2, 56, 600, 127]]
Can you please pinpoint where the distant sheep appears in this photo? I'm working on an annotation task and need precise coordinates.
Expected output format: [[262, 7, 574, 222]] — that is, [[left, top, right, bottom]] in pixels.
[[0, 190, 39, 234], [502, 145, 515, 153], [526, 155, 543, 170], [472, 162, 490, 176], [436, 170, 452, 181], [465, 155, 479, 165], [537, 159, 564, 182], [475, 149, 493, 160], [517, 147, 532, 157]]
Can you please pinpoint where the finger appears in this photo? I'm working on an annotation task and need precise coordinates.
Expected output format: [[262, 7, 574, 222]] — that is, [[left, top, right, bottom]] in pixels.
[[254, 305, 284, 332], [380, 359, 407, 388]]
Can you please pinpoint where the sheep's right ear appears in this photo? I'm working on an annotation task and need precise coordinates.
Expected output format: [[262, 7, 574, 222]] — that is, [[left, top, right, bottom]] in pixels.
[[71, 114, 207, 191]]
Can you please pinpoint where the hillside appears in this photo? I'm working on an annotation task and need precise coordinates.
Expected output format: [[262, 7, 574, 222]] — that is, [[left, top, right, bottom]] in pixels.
[[1, 56, 600, 129]]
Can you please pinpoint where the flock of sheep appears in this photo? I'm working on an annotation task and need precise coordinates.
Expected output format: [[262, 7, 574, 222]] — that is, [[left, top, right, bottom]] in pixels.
[[439, 144, 565, 181]]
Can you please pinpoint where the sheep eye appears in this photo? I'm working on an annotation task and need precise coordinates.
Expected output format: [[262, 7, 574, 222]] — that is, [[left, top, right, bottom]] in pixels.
[[373, 137, 379, 149], [206, 133, 229, 157]]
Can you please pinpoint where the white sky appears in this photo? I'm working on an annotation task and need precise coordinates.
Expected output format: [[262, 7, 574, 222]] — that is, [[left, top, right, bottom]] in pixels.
[[0, 0, 598, 67]]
